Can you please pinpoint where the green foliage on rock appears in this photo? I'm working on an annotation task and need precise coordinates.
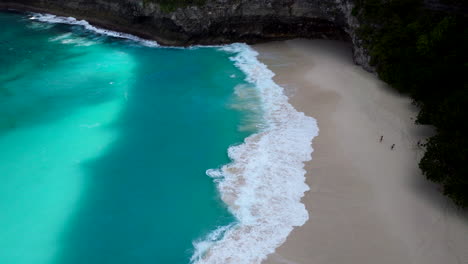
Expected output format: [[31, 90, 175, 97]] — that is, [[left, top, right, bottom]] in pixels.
[[353, 0, 468, 207]]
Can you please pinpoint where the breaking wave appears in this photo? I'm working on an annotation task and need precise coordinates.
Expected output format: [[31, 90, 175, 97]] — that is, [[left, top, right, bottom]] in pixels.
[[29, 13, 159, 47], [192, 44, 318, 264], [24, 12, 318, 263]]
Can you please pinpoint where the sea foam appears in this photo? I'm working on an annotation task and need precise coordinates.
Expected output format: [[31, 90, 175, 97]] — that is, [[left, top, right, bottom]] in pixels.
[[26, 13, 318, 263], [192, 44, 318, 264], [29, 13, 159, 47]]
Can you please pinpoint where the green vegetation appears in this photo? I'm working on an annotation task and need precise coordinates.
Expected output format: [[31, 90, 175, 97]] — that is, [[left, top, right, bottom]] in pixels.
[[143, 0, 206, 12], [353, 0, 468, 207]]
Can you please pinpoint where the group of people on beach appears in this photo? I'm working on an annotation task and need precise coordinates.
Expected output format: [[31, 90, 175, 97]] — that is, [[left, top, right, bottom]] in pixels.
[[380, 136, 395, 150]]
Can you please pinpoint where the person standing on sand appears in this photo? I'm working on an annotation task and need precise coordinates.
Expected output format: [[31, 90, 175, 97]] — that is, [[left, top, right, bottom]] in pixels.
[[380, 136, 383, 142], [391, 144, 395, 150]]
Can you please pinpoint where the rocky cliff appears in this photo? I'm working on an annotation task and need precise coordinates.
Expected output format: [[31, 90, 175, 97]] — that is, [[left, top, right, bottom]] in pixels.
[[0, 0, 372, 70]]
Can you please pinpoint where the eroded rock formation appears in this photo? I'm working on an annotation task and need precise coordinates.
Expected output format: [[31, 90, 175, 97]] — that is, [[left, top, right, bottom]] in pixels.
[[0, 0, 372, 69]]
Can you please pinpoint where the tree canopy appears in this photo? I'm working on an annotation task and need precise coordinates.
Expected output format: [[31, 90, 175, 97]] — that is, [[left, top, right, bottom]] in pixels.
[[353, 0, 468, 207]]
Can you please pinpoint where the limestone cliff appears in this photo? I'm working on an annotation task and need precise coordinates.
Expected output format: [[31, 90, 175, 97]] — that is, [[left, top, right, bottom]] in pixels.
[[0, 0, 372, 70]]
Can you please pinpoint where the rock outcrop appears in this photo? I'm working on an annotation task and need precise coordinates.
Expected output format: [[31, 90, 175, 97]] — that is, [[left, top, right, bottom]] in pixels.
[[0, 0, 372, 70]]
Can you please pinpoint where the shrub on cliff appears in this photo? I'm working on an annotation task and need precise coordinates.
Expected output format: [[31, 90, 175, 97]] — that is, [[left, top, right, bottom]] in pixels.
[[353, 0, 468, 208]]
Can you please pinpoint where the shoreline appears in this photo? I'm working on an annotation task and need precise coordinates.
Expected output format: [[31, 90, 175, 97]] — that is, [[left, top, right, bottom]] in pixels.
[[0, 5, 350, 47], [254, 39, 468, 264], [3, 9, 466, 262], [195, 44, 318, 264], [0, 7, 169, 44], [3, 11, 317, 263]]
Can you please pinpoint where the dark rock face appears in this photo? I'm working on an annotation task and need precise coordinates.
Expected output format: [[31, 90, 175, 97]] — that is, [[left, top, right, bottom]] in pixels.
[[0, 0, 372, 69]]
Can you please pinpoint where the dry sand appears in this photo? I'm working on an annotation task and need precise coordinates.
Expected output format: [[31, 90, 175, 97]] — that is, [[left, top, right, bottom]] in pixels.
[[254, 39, 468, 264]]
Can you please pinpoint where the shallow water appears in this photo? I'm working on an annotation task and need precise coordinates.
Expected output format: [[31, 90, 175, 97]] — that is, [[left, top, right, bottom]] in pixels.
[[0, 11, 260, 264]]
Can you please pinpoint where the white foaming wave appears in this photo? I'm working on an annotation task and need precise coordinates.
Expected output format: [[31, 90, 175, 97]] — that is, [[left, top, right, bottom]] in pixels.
[[190, 223, 236, 263], [193, 43, 318, 264], [25, 12, 233, 50], [29, 13, 159, 47], [24, 12, 317, 260]]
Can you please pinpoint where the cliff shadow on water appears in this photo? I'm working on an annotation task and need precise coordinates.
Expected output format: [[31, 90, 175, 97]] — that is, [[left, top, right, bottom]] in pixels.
[[0, 0, 351, 46]]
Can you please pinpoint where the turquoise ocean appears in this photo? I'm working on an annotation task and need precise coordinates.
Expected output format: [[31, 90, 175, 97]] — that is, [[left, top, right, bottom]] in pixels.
[[0, 11, 317, 264]]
